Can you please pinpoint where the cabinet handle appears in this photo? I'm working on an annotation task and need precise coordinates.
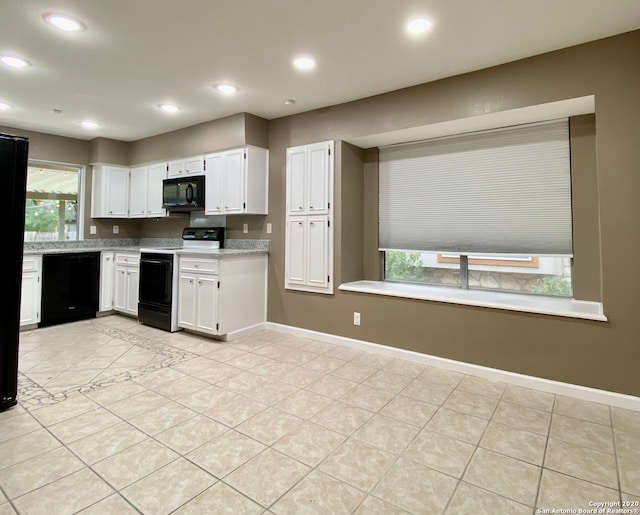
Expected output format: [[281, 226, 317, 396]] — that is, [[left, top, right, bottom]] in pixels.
[[310, 222, 314, 225], [189, 279, 193, 284], [298, 222, 303, 225], [194, 264, 199, 268], [198, 280, 202, 285], [216, 206, 220, 210], [310, 206, 314, 209], [298, 206, 303, 210]]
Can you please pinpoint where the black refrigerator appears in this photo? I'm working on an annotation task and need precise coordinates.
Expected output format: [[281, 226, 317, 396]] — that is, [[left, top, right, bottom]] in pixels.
[[0, 133, 29, 412]]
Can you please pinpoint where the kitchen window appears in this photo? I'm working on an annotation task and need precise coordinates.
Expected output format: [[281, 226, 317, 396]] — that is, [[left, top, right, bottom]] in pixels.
[[25, 163, 81, 241], [379, 119, 574, 298], [384, 251, 572, 297]]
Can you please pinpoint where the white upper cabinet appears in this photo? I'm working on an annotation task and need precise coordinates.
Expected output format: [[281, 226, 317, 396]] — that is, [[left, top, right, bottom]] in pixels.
[[128, 166, 148, 218], [167, 155, 205, 178], [286, 141, 332, 215], [285, 140, 334, 294], [92, 146, 266, 219], [222, 148, 246, 214], [128, 163, 167, 218], [204, 152, 224, 215], [146, 163, 168, 217], [204, 146, 268, 215], [91, 165, 129, 218]]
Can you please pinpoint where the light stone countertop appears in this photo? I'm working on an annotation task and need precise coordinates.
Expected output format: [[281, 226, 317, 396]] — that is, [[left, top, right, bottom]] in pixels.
[[23, 238, 270, 257]]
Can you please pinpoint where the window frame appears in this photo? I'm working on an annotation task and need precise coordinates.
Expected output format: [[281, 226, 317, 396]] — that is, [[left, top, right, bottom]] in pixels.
[[26, 160, 86, 241]]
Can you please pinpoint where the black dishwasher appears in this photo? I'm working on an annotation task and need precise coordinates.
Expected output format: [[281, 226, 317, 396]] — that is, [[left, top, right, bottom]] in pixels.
[[40, 252, 101, 327]]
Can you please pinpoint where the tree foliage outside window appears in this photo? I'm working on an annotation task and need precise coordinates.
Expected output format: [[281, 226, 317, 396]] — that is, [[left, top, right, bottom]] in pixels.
[[384, 251, 424, 281], [530, 276, 572, 296], [25, 199, 77, 233]]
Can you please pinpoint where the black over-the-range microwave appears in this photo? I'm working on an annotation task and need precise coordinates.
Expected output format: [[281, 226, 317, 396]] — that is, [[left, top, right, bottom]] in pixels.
[[162, 175, 205, 212]]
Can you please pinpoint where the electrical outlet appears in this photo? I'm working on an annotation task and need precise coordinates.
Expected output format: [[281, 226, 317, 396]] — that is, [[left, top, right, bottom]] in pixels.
[[353, 312, 361, 326], [112, 225, 119, 234], [243, 223, 249, 234], [90, 225, 97, 235], [266, 222, 272, 234]]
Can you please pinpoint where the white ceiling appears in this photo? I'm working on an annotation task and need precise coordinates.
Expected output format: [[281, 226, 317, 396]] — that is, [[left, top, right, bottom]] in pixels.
[[1, 0, 639, 142]]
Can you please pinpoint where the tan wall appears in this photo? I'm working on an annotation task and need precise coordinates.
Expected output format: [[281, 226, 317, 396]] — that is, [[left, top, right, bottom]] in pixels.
[[266, 30, 640, 397], [0, 125, 89, 165], [88, 137, 129, 165], [129, 113, 247, 165]]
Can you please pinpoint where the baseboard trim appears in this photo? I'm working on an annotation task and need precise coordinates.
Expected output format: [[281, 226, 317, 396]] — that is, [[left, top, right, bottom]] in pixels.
[[224, 323, 266, 342], [265, 322, 640, 412]]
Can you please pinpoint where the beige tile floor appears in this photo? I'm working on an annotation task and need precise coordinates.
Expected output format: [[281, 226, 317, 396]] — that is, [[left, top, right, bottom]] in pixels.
[[1, 314, 639, 514]]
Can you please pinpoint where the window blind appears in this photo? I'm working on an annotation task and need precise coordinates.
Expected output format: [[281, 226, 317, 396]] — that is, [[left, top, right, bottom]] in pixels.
[[378, 119, 572, 255]]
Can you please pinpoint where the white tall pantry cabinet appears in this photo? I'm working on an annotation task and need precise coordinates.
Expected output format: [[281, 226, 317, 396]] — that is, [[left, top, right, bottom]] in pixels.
[[285, 140, 334, 294]]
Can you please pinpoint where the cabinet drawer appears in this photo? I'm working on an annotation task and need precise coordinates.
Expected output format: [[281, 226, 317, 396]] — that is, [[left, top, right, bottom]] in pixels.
[[22, 256, 41, 272], [179, 257, 219, 274], [115, 253, 140, 266]]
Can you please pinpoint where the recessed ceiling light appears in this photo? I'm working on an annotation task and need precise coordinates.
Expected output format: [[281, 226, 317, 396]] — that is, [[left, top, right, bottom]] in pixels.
[[284, 99, 296, 106], [293, 56, 316, 71], [0, 55, 30, 68], [215, 83, 238, 95], [44, 13, 84, 32], [0, 102, 11, 111], [158, 103, 180, 113], [407, 17, 433, 34], [81, 120, 98, 129]]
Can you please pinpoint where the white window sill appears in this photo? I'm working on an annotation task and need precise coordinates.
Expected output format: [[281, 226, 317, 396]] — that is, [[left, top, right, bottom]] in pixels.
[[338, 280, 607, 322]]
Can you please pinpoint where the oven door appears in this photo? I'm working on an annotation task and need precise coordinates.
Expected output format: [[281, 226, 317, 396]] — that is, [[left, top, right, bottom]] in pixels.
[[139, 253, 173, 307]]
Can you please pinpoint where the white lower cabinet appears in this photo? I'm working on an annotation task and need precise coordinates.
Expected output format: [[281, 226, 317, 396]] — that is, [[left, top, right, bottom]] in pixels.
[[178, 254, 267, 338], [178, 257, 220, 335], [114, 252, 139, 316], [20, 256, 42, 327], [99, 251, 115, 312]]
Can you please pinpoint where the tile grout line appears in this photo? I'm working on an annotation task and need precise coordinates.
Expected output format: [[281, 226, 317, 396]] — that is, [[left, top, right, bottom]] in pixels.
[[8, 319, 637, 513]]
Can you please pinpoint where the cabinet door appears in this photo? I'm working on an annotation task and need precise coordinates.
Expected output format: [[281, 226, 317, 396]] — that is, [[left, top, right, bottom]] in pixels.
[[308, 143, 331, 214], [185, 156, 205, 176], [178, 272, 197, 329], [244, 147, 268, 215], [204, 153, 224, 215], [196, 275, 218, 334], [147, 163, 167, 217], [107, 166, 130, 217], [167, 160, 185, 178], [100, 252, 114, 312], [307, 216, 330, 289], [20, 271, 39, 325], [126, 267, 139, 315], [114, 266, 127, 311], [128, 166, 148, 218], [223, 149, 245, 214], [285, 217, 307, 287], [286, 147, 306, 214]]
